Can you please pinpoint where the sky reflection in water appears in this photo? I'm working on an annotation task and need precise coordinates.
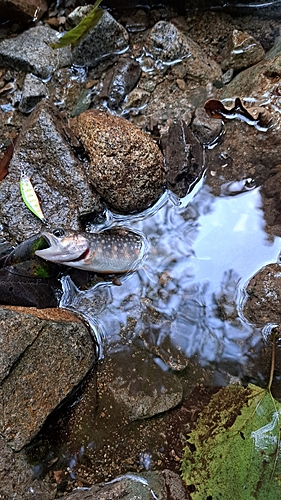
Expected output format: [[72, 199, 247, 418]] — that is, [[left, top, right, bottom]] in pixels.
[[61, 183, 281, 372]]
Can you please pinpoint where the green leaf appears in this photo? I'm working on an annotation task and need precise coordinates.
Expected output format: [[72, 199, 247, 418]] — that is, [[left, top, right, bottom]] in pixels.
[[182, 384, 281, 499], [51, 0, 104, 49]]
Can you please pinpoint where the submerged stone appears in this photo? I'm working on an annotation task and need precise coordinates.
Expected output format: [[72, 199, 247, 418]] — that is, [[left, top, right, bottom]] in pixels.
[[0, 0, 48, 23], [71, 109, 165, 213], [0, 435, 56, 499], [64, 470, 189, 499], [106, 349, 183, 420]]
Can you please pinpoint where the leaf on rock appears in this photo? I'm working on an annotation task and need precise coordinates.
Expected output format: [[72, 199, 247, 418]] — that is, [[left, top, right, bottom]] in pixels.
[[181, 384, 281, 499], [51, 0, 104, 49]]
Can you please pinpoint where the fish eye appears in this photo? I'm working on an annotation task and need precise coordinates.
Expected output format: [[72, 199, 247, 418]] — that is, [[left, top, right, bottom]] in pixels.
[[53, 228, 65, 238]]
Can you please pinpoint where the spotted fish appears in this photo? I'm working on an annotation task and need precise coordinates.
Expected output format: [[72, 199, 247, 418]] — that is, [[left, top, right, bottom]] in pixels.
[[35, 227, 147, 273]]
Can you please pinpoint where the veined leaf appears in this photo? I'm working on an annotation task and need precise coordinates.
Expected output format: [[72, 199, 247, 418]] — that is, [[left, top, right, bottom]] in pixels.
[[182, 383, 281, 499], [51, 0, 104, 49]]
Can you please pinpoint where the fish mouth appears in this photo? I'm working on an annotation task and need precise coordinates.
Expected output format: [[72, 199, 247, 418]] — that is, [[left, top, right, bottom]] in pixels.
[[40, 232, 57, 248], [36, 232, 90, 263]]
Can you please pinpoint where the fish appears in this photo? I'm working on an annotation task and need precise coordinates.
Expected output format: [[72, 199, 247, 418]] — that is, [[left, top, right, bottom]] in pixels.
[[20, 173, 46, 221], [35, 227, 148, 274]]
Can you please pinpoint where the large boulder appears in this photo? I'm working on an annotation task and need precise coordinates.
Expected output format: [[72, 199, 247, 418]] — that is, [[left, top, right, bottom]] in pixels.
[[71, 109, 165, 213], [0, 306, 96, 451]]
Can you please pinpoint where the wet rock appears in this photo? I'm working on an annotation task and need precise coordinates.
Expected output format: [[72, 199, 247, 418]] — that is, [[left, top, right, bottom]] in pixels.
[[144, 21, 222, 82], [125, 9, 149, 32], [18, 73, 48, 114], [221, 29, 265, 71], [100, 57, 142, 109], [106, 349, 183, 420], [204, 46, 281, 196], [265, 35, 281, 60], [165, 119, 204, 198], [0, 25, 71, 79], [243, 263, 281, 326], [0, 99, 103, 244], [0, 306, 96, 451], [71, 109, 165, 213], [72, 10, 129, 67], [0, 435, 57, 499], [65, 470, 189, 499], [260, 169, 281, 237], [0, 0, 47, 23], [192, 106, 223, 145], [121, 87, 150, 115], [205, 116, 280, 197], [135, 76, 204, 135], [222, 41, 281, 99], [67, 5, 93, 27], [71, 88, 92, 117]]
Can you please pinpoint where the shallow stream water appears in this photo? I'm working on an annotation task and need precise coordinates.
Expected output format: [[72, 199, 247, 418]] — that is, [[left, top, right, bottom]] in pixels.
[[61, 178, 281, 371]]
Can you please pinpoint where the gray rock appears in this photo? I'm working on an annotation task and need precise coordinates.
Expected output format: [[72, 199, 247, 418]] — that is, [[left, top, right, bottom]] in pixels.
[[0, 99, 103, 244], [65, 470, 189, 499], [0, 25, 71, 80], [221, 29, 265, 72], [0, 435, 56, 499], [144, 21, 222, 82], [0, 306, 96, 451], [72, 10, 129, 67], [70, 109, 165, 214], [107, 349, 183, 420], [19, 73, 48, 114]]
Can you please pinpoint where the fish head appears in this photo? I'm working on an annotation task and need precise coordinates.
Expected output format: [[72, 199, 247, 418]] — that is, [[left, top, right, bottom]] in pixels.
[[35, 228, 89, 263]]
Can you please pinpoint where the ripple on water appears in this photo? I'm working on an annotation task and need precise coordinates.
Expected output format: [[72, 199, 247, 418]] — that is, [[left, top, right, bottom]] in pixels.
[[60, 180, 281, 375]]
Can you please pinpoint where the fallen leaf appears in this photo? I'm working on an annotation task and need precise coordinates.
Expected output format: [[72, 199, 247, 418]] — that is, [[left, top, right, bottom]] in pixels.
[[182, 383, 281, 499], [51, 0, 104, 49]]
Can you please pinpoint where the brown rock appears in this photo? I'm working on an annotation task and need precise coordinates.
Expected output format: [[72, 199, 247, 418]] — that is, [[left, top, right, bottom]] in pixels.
[[243, 263, 281, 326], [71, 110, 165, 213], [221, 29, 265, 71], [0, 306, 96, 450], [0, 0, 47, 23], [165, 119, 204, 198], [261, 169, 281, 237], [0, 435, 57, 499], [205, 118, 280, 197]]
